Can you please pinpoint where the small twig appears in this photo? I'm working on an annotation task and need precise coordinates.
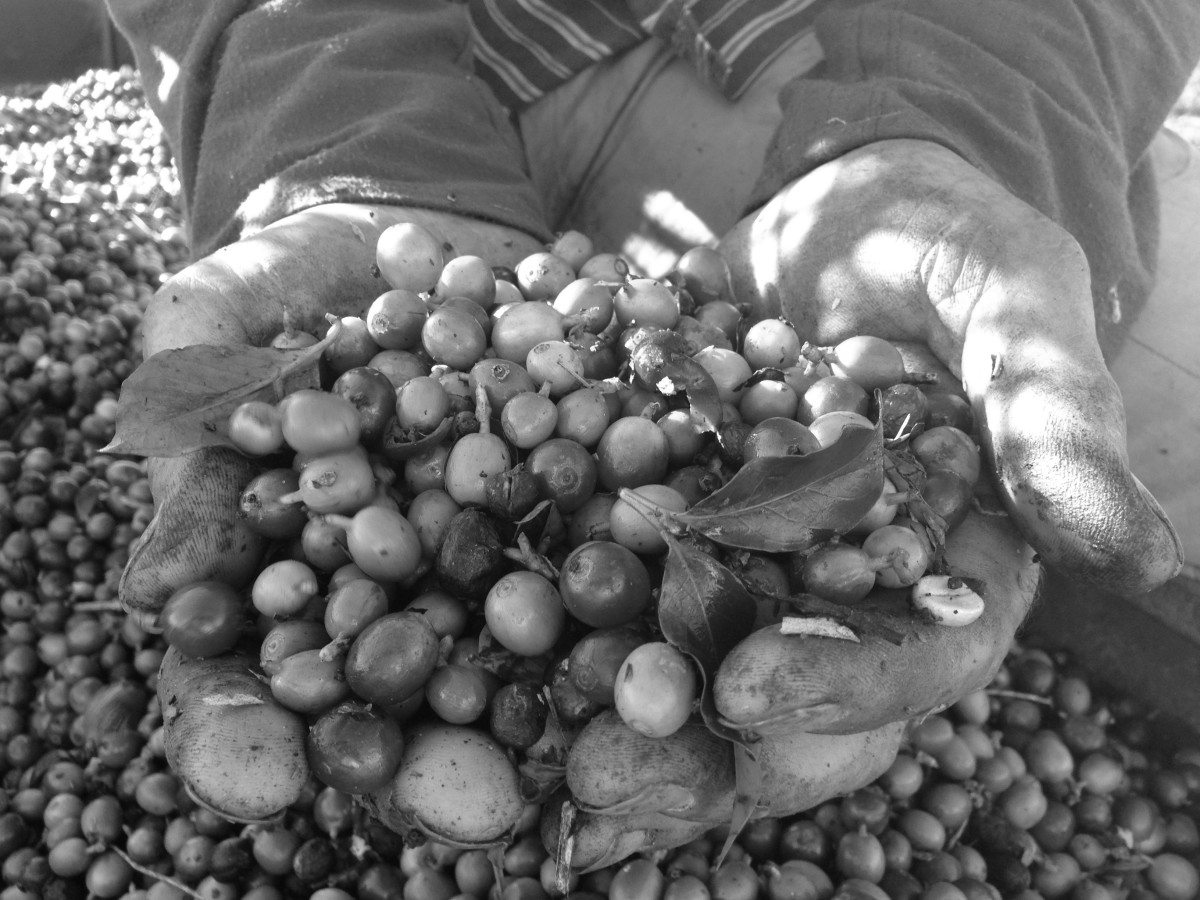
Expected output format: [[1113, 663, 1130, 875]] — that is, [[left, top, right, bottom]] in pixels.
[[109, 845, 204, 899], [985, 688, 1054, 706]]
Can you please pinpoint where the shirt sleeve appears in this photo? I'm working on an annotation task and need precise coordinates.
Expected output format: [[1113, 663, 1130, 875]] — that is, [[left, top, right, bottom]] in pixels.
[[103, 0, 553, 259], [747, 0, 1200, 357]]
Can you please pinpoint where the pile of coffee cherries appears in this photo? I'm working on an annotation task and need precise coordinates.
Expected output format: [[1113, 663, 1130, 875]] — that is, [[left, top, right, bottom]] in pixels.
[[141, 215, 1001, 850]]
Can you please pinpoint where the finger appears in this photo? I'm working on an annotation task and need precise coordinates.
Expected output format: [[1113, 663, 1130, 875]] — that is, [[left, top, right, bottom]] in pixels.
[[959, 225, 1184, 595], [157, 647, 309, 822], [119, 449, 267, 618], [713, 505, 1038, 736], [755, 722, 905, 818], [539, 792, 711, 873], [566, 710, 737, 821], [143, 204, 544, 355]]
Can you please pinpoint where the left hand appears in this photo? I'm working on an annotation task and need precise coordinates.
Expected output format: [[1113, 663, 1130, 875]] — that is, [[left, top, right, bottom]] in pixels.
[[548, 138, 1180, 869]]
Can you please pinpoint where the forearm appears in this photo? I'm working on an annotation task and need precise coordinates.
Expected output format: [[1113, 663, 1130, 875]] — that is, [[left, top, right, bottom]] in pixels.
[[104, 0, 551, 258], [750, 0, 1200, 357]]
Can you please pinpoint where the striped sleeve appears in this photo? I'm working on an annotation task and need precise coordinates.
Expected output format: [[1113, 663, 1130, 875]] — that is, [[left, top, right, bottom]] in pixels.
[[628, 0, 833, 98], [467, 0, 645, 108], [467, 0, 837, 108]]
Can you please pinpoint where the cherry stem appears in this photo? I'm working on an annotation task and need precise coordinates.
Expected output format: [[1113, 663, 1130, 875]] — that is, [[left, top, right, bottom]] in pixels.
[[109, 845, 203, 899], [503, 532, 560, 582], [474, 383, 493, 434], [319, 634, 352, 662]]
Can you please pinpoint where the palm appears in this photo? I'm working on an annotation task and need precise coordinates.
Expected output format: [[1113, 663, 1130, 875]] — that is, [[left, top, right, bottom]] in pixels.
[[718, 139, 1181, 595]]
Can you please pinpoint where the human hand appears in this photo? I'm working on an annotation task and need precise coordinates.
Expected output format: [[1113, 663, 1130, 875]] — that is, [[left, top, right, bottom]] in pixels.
[[545, 139, 1181, 870], [120, 203, 542, 619], [119, 202, 542, 817], [718, 138, 1182, 594]]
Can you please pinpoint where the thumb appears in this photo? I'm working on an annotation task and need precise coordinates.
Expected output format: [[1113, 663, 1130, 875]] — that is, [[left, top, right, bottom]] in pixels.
[[963, 227, 1183, 595], [119, 449, 267, 620]]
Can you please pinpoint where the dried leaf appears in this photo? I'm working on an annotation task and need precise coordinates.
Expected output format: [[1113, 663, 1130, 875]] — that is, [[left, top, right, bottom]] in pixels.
[[772, 587, 908, 645], [678, 423, 884, 552], [779, 616, 861, 641], [105, 340, 329, 457]]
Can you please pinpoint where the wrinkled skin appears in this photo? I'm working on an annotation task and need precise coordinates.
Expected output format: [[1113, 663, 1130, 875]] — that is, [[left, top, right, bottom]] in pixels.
[[122, 141, 1180, 862]]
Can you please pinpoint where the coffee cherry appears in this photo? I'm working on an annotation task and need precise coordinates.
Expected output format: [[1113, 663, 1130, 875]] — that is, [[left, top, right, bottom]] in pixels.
[[160, 581, 245, 659], [613, 641, 697, 738], [376, 222, 444, 292]]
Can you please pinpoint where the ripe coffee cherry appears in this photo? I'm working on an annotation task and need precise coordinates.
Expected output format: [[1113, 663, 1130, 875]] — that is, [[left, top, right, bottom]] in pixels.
[[614, 641, 697, 738], [743, 417, 820, 463], [289, 446, 377, 514], [271, 648, 352, 714], [327, 506, 422, 583], [260, 619, 329, 675], [434, 255, 496, 308], [516, 251, 576, 301], [422, 305, 488, 370], [501, 392, 559, 449], [324, 315, 381, 373], [227, 400, 285, 456], [160, 581, 245, 659], [739, 379, 800, 425], [366, 288, 427, 350], [376, 222, 444, 292], [799, 376, 870, 423], [550, 230, 595, 271], [553, 278, 613, 333], [911, 425, 982, 487], [802, 544, 883, 605], [239, 468, 308, 539], [559, 540, 653, 627], [609, 483, 687, 555], [809, 411, 875, 449], [694, 346, 752, 403], [307, 701, 404, 795], [596, 417, 670, 491], [490, 302, 566, 364], [862, 524, 931, 588], [395, 375, 451, 432], [743, 319, 802, 369], [526, 340, 585, 398], [445, 432, 512, 508], [568, 626, 647, 705], [484, 571, 567, 657], [344, 612, 441, 706], [826, 335, 906, 391], [252, 559, 320, 618], [323, 578, 389, 644], [525, 437, 598, 513], [675, 245, 732, 304], [614, 278, 680, 329], [278, 389, 362, 454], [330, 365, 397, 447]]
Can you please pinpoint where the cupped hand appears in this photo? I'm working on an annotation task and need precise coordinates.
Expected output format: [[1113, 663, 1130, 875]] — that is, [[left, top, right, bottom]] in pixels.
[[118, 202, 541, 819], [119, 203, 542, 621], [718, 138, 1182, 594], [550, 138, 1184, 870]]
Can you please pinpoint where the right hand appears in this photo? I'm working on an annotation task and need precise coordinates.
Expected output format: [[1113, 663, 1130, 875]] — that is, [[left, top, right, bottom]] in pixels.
[[120, 202, 543, 621], [120, 202, 542, 819]]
